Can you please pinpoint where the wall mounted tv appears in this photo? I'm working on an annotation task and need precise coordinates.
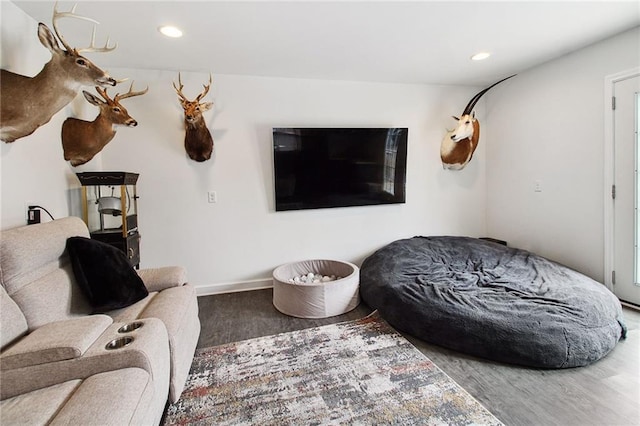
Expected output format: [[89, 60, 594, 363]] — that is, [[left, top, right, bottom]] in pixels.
[[273, 127, 408, 211]]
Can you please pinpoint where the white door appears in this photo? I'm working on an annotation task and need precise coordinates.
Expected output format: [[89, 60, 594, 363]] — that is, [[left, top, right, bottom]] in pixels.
[[612, 73, 640, 306]]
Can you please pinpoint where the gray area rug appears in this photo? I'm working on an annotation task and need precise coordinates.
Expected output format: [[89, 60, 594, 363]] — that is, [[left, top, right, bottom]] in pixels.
[[163, 312, 503, 425]]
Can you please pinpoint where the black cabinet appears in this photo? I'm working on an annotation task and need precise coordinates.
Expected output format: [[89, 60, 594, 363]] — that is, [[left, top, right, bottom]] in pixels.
[[91, 228, 141, 269]]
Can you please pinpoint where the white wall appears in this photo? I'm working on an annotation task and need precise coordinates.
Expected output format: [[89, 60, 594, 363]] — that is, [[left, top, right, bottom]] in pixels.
[[486, 26, 640, 282], [0, 1, 88, 227], [1, 2, 488, 291], [100, 70, 488, 291]]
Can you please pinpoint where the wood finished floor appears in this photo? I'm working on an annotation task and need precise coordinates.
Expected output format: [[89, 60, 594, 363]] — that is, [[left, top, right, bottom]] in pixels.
[[196, 289, 640, 426]]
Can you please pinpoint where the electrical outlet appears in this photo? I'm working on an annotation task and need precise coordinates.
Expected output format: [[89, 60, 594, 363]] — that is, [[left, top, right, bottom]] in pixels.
[[207, 191, 217, 203], [534, 180, 543, 193], [27, 205, 40, 225]]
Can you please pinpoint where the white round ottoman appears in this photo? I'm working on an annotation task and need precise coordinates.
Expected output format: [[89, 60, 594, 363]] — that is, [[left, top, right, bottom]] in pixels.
[[272, 259, 360, 319]]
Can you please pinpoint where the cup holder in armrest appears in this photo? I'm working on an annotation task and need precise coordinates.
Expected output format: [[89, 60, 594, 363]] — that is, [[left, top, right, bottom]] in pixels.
[[105, 336, 134, 350], [118, 322, 144, 333]]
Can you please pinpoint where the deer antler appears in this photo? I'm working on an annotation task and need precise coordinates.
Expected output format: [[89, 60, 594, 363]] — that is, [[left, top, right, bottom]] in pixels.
[[78, 25, 117, 53], [94, 86, 113, 103], [52, 1, 116, 53], [114, 81, 149, 102], [173, 73, 213, 103], [93, 82, 148, 104], [173, 73, 188, 102], [195, 74, 213, 102]]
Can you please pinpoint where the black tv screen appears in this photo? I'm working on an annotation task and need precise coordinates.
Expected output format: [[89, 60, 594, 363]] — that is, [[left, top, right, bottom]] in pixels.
[[273, 127, 408, 211]]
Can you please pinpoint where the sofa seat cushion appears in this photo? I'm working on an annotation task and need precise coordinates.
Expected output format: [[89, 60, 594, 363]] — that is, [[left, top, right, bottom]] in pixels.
[[1, 368, 152, 426], [66, 237, 148, 312], [51, 368, 153, 426], [0, 379, 81, 425], [1, 315, 112, 370]]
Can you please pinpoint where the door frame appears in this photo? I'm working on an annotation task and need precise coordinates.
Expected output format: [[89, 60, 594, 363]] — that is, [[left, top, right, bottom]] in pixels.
[[603, 67, 640, 293]]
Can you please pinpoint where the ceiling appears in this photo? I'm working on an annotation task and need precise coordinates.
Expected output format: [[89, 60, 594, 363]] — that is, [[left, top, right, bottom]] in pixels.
[[11, 1, 640, 87]]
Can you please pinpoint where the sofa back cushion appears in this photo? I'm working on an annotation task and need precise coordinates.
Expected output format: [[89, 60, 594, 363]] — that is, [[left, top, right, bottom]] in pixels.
[[0, 285, 28, 350], [0, 217, 93, 331]]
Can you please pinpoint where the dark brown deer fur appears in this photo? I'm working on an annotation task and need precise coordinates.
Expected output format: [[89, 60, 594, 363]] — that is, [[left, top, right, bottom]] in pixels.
[[173, 73, 214, 162], [184, 116, 214, 162]]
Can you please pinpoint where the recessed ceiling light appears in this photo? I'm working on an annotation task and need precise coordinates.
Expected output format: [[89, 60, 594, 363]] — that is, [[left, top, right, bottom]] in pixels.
[[159, 25, 183, 38], [471, 52, 491, 61]]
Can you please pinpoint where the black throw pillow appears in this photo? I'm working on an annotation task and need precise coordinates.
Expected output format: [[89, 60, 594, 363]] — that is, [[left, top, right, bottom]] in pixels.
[[66, 236, 148, 312]]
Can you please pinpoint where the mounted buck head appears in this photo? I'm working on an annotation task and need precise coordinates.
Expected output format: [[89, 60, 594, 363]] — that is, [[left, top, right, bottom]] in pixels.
[[173, 73, 214, 162], [440, 74, 515, 170], [1, 2, 117, 143], [62, 82, 148, 167], [173, 73, 213, 125]]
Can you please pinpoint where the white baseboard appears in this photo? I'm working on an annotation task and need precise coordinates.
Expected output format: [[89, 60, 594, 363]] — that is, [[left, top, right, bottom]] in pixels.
[[195, 278, 273, 296], [620, 300, 640, 312]]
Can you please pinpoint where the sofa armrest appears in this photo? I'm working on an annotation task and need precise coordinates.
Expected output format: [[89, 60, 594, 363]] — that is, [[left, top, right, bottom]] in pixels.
[[0, 315, 112, 370], [1, 318, 170, 401], [137, 266, 187, 292]]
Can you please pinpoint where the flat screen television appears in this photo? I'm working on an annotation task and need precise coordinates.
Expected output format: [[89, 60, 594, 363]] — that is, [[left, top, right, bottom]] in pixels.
[[273, 127, 408, 211]]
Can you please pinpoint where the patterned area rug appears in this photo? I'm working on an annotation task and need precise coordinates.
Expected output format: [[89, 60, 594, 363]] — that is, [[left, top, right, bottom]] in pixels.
[[163, 312, 503, 425]]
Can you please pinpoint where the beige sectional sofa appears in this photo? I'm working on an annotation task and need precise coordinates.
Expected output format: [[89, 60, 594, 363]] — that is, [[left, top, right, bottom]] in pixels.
[[0, 217, 200, 425]]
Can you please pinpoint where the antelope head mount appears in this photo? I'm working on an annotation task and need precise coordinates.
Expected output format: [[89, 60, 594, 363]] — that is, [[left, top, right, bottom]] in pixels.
[[61, 82, 148, 167], [0, 2, 117, 143], [440, 74, 515, 170], [173, 73, 214, 162]]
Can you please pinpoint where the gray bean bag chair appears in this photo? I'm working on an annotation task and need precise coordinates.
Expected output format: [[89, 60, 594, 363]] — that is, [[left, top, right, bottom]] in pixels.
[[360, 236, 627, 368]]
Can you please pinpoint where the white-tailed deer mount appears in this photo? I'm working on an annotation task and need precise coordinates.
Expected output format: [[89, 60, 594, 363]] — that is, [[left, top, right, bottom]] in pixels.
[[61, 82, 148, 167], [440, 75, 515, 170], [173, 73, 214, 162], [0, 2, 117, 143]]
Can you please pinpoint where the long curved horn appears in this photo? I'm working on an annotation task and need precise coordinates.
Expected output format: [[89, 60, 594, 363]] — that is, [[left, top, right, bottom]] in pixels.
[[462, 74, 516, 116]]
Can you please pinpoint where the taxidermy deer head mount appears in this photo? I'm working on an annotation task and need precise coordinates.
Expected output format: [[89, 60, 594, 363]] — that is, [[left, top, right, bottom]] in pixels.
[[61, 82, 148, 167], [0, 2, 118, 143], [440, 74, 515, 170], [173, 73, 214, 162]]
